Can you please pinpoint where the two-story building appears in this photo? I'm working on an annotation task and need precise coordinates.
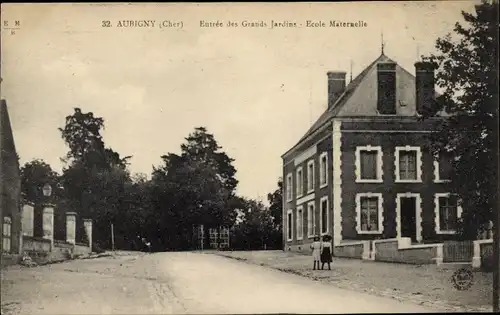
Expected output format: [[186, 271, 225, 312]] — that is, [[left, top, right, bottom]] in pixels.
[[282, 52, 459, 257]]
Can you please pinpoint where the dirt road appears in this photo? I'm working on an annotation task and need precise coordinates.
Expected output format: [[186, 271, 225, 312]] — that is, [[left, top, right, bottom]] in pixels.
[[1, 251, 436, 314]]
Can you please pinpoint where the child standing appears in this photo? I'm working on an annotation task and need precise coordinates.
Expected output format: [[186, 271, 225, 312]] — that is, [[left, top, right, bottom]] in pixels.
[[310, 236, 321, 270], [320, 235, 333, 270]]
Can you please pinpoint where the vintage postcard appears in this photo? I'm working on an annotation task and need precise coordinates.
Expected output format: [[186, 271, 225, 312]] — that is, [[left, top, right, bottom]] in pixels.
[[1, 2, 498, 314]]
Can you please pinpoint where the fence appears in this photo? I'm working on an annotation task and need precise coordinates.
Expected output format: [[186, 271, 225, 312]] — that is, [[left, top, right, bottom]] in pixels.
[[443, 240, 474, 263]]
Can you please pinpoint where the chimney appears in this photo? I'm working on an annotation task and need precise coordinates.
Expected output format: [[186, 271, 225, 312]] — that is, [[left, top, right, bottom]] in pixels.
[[415, 61, 436, 115], [377, 62, 397, 115], [327, 71, 346, 109]]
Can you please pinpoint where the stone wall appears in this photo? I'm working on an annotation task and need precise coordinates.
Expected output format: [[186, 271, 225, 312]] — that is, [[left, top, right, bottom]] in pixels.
[[23, 236, 52, 253], [22, 236, 92, 264], [373, 239, 440, 265], [334, 241, 368, 259], [74, 243, 91, 256], [51, 241, 73, 262]]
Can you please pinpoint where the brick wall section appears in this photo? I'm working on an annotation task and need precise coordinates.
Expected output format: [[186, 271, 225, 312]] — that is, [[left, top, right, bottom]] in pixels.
[[283, 125, 332, 250], [283, 124, 333, 165], [339, 118, 457, 242], [316, 134, 333, 240], [374, 240, 436, 264]]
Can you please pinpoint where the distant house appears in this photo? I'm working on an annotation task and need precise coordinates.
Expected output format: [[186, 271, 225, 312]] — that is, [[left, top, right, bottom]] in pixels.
[[1, 99, 22, 255], [281, 52, 459, 253]]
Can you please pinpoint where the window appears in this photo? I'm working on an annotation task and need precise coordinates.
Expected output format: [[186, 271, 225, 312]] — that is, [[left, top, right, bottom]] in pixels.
[[296, 167, 303, 197], [320, 197, 329, 235], [434, 152, 452, 183], [2, 216, 12, 253], [307, 202, 315, 237], [296, 206, 304, 240], [287, 210, 293, 241], [395, 146, 422, 182], [435, 193, 462, 234], [286, 173, 293, 201], [320, 152, 328, 188], [399, 151, 417, 180], [356, 193, 383, 234], [355, 146, 383, 183], [307, 160, 315, 193]]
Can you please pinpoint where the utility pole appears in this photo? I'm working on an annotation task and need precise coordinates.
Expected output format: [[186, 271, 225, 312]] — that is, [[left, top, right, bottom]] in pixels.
[[111, 223, 115, 252], [493, 38, 500, 311], [494, 209, 499, 312], [200, 224, 204, 251], [494, 106, 500, 313]]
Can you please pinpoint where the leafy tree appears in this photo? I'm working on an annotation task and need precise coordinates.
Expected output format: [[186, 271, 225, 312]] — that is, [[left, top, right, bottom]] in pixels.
[[59, 108, 133, 248], [231, 198, 281, 250], [150, 127, 240, 250], [20, 159, 62, 204], [181, 127, 238, 192], [267, 178, 283, 230], [421, 0, 498, 239], [59, 108, 131, 170]]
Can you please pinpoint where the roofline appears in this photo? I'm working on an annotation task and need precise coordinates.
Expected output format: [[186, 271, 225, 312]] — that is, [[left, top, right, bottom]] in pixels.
[[281, 67, 364, 160], [281, 115, 446, 160], [0, 99, 20, 170], [282, 53, 444, 160], [281, 120, 331, 159]]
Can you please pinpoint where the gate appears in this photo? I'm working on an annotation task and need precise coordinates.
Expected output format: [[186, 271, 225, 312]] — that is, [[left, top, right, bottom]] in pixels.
[[443, 240, 474, 263]]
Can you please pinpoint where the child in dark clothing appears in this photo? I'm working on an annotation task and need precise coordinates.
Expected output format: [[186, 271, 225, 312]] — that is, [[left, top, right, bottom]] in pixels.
[[320, 235, 332, 270]]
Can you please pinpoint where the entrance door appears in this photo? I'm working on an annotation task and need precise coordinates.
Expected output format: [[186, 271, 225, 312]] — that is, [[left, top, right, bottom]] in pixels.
[[400, 197, 417, 242]]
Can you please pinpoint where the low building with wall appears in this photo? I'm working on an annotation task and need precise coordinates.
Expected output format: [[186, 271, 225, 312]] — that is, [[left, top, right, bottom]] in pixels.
[[1, 99, 22, 257]]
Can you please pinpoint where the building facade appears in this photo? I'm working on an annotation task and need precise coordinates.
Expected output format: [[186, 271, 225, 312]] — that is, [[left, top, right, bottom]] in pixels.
[[282, 53, 460, 252], [1, 99, 22, 255]]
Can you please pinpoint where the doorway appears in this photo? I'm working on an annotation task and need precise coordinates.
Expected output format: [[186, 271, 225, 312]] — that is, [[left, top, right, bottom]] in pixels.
[[400, 197, 417, 242]]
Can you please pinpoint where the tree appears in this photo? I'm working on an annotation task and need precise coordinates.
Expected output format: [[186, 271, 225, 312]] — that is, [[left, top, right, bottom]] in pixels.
[[230, 198, 281, 250], [59, 108, 133, 248], [267, 178, 283, 230], [59, 108, 131, 170], [20, 159, 62, 204], [421, 0, 498, 239], [181, 127, 238, 192], [150, 127, 240, 250]]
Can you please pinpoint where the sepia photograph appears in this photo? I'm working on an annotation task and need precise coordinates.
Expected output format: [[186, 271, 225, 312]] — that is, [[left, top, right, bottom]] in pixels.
[[1, 1, 499, 314]]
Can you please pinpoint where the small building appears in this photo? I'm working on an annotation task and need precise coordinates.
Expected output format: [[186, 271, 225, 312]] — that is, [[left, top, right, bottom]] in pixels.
[[281, 51, 462, 263], [1, 99, 22, 255]]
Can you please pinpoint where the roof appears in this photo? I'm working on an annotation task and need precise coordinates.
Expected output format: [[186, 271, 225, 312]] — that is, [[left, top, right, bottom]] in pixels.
[[0, 99, 20, 166], [283, 53, 444, 158]]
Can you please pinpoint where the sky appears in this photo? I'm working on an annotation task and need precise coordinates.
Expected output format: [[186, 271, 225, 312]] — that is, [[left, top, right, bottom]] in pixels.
[[1, 1, 479, 203]]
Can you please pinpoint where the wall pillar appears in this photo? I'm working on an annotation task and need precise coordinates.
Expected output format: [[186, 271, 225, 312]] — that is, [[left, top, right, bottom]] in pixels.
[[42, 205, 54, 250], [66, 212, 77, 244], [434, 244, 444, 266], [83, 219, 93, 252], [472, 240, 482, 268], [22, 202, 34, 237]]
